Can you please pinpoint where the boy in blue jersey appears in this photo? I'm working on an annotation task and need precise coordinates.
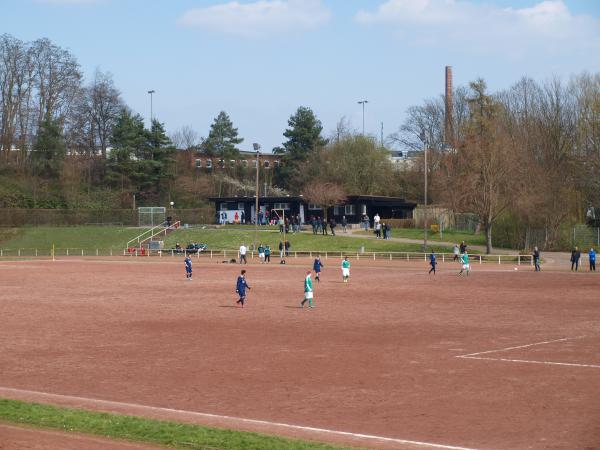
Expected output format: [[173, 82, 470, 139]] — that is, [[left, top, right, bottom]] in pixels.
[[428, 250, 437, 275], [184, 255, 193, 280], [313, 255, 324, 282], [235, 269, 251, 307]]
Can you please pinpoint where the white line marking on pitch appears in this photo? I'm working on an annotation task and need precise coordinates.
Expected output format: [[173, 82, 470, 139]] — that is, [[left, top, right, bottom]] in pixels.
[[456, 336, 600, 369], [457, 336, 586, 358], [0, 386, 476, 450], [457, 356, 600, 369]]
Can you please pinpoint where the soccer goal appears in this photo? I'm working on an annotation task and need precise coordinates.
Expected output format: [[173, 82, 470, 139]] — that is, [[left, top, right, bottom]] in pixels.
[[138, 207, 166, 227]]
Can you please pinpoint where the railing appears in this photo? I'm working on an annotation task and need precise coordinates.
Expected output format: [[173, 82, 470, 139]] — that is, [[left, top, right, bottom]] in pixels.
[[0, 247, 535, 265], [125, 221, 180, 248]]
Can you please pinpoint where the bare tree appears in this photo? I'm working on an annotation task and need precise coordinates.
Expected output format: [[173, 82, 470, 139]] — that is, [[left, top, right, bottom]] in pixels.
[[170, 125, 199, 150], [301, 182, 347, 221]]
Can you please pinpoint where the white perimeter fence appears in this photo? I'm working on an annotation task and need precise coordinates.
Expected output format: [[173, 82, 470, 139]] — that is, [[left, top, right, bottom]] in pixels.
[[0, 248, 534, 265]]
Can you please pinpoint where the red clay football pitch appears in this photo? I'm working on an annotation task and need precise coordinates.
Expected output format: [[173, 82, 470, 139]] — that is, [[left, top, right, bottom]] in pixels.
[[0, 257, 599, 449]]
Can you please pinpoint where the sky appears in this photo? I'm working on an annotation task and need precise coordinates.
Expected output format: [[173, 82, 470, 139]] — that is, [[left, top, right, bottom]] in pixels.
[[3, 0, 600, 152]]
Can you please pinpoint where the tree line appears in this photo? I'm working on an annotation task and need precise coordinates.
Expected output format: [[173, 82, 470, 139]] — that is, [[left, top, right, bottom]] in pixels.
[[1, 33, 599, 251], [396, 74, 600, 252]]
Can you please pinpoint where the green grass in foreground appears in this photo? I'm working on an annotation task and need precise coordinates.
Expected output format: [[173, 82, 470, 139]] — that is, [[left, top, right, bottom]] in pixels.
[[166, 227, 455, 253], [0, 398, 353, 450], [0, 226, 143, 251]]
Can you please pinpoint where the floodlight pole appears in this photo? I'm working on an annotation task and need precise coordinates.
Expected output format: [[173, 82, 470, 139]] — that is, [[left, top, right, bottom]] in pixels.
[[358, 100, 368, 135], [420, 131, 428, 252], [147, 90, 155, 124], [253, 144, 260, 251]]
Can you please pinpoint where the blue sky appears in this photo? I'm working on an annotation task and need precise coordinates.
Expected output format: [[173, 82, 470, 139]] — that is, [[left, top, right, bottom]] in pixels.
[[3, 0, 600, 151]]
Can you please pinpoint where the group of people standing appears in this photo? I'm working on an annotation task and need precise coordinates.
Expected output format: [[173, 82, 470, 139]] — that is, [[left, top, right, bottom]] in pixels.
[[570, 246, 596, 271], [309, 215, 347, 236]]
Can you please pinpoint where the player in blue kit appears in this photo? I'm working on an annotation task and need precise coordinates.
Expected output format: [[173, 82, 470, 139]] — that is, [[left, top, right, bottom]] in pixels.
[[184, 255, 193, 280], [235, 270, 251, 307], [313, 255, 324, 282]]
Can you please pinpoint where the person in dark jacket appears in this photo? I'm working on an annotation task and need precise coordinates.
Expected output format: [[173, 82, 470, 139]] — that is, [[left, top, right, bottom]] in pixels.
[[571, 247, 581, 271], [329, 218, 336, 236], [533, 246, 541, 272]]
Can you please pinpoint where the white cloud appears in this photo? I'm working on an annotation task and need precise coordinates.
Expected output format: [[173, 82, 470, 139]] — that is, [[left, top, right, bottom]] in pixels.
[[355, 0, 600, 57], [178, 0, 331, 38]]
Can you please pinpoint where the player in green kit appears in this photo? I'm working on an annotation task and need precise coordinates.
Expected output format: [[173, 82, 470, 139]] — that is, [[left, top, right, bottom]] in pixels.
[[459, 251, 470, 276], [300, 271, 314, 308], [341, 256, 351, 283]]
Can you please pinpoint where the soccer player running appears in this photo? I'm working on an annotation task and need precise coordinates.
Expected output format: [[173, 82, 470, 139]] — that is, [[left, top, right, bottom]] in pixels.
[[235, 270, 251, 307], [341, 256, 351, 283], [428, 250, 437, 275], [300, 271, 314, 308], [184, 255, 193, 280], [459, 251, 470, 276], [313, 255, 324, 282]]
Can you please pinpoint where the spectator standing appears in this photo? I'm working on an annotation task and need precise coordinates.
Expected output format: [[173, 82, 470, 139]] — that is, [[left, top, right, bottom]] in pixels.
[[384, 222, 391, 240], [322, 217, 328, 235], [453, 244, 460, 261], [279, 241, 284, 259], [459, 241, 467, 254], [375, 221, 382, 239], [363, 214, 370, 231], [285, 240, 291, 257], [239, 243, 247, 264], [264, 245, 271, 263], [311, 216, 317, 235], [374, 213, 381, 228], [241, 211, 245, 224], [533, 246, 541, 272], [341, 215, 348, 233], [329, 218, 336, 236], [589, 248, 596, 271], [571, 247, 581, 271]]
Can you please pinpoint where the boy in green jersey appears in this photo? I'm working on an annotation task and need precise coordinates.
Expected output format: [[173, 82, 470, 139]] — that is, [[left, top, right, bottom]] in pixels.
[[300, 271, 314, 308], [459, 251, 470, 276], [341, 256, 351, 283]]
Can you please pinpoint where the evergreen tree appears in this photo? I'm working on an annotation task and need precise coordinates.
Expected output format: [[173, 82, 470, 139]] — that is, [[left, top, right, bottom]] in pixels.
[[31, 114, 67, 178], [201, 111, 243, 162], [275, 106, 327, 191], [106, 110, 175, 199]]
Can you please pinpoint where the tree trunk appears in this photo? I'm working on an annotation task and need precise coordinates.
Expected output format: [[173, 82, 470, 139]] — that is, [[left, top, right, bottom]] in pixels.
[[485, 222, 493, 254]]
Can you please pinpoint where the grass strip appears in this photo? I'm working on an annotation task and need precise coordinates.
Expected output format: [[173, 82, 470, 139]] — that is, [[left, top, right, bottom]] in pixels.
[[0, 398, 354, 450]]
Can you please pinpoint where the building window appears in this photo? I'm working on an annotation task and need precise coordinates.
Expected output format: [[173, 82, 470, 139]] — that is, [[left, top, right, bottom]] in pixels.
[[218, 159, 225, 168], [361, 204, 367, 215], [345, 205, 356, 215], [333, 206, 341, 215], [253, 159, 258, 168], [263, 160, 270, 169], [273, 202, 290, 210], [195, 159, 202, 168], [242, 160, 248, 167], [220, 203, 227, 211], [274, 160, 280, 168], [238, 202, 244, 210], [308, 204, 322, 210], [205, 159, 213, 169], [229, 159, 236, 167]]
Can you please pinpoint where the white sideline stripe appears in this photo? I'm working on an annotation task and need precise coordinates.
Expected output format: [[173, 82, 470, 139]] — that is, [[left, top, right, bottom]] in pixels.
[[457, 355, 600, 369], [457, 336, 586, 358], [0, 387, 476, 450]]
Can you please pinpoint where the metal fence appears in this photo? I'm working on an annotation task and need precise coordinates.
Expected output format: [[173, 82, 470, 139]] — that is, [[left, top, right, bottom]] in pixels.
[[0, 247, 532, 265], [572, 225, 600, 248]]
